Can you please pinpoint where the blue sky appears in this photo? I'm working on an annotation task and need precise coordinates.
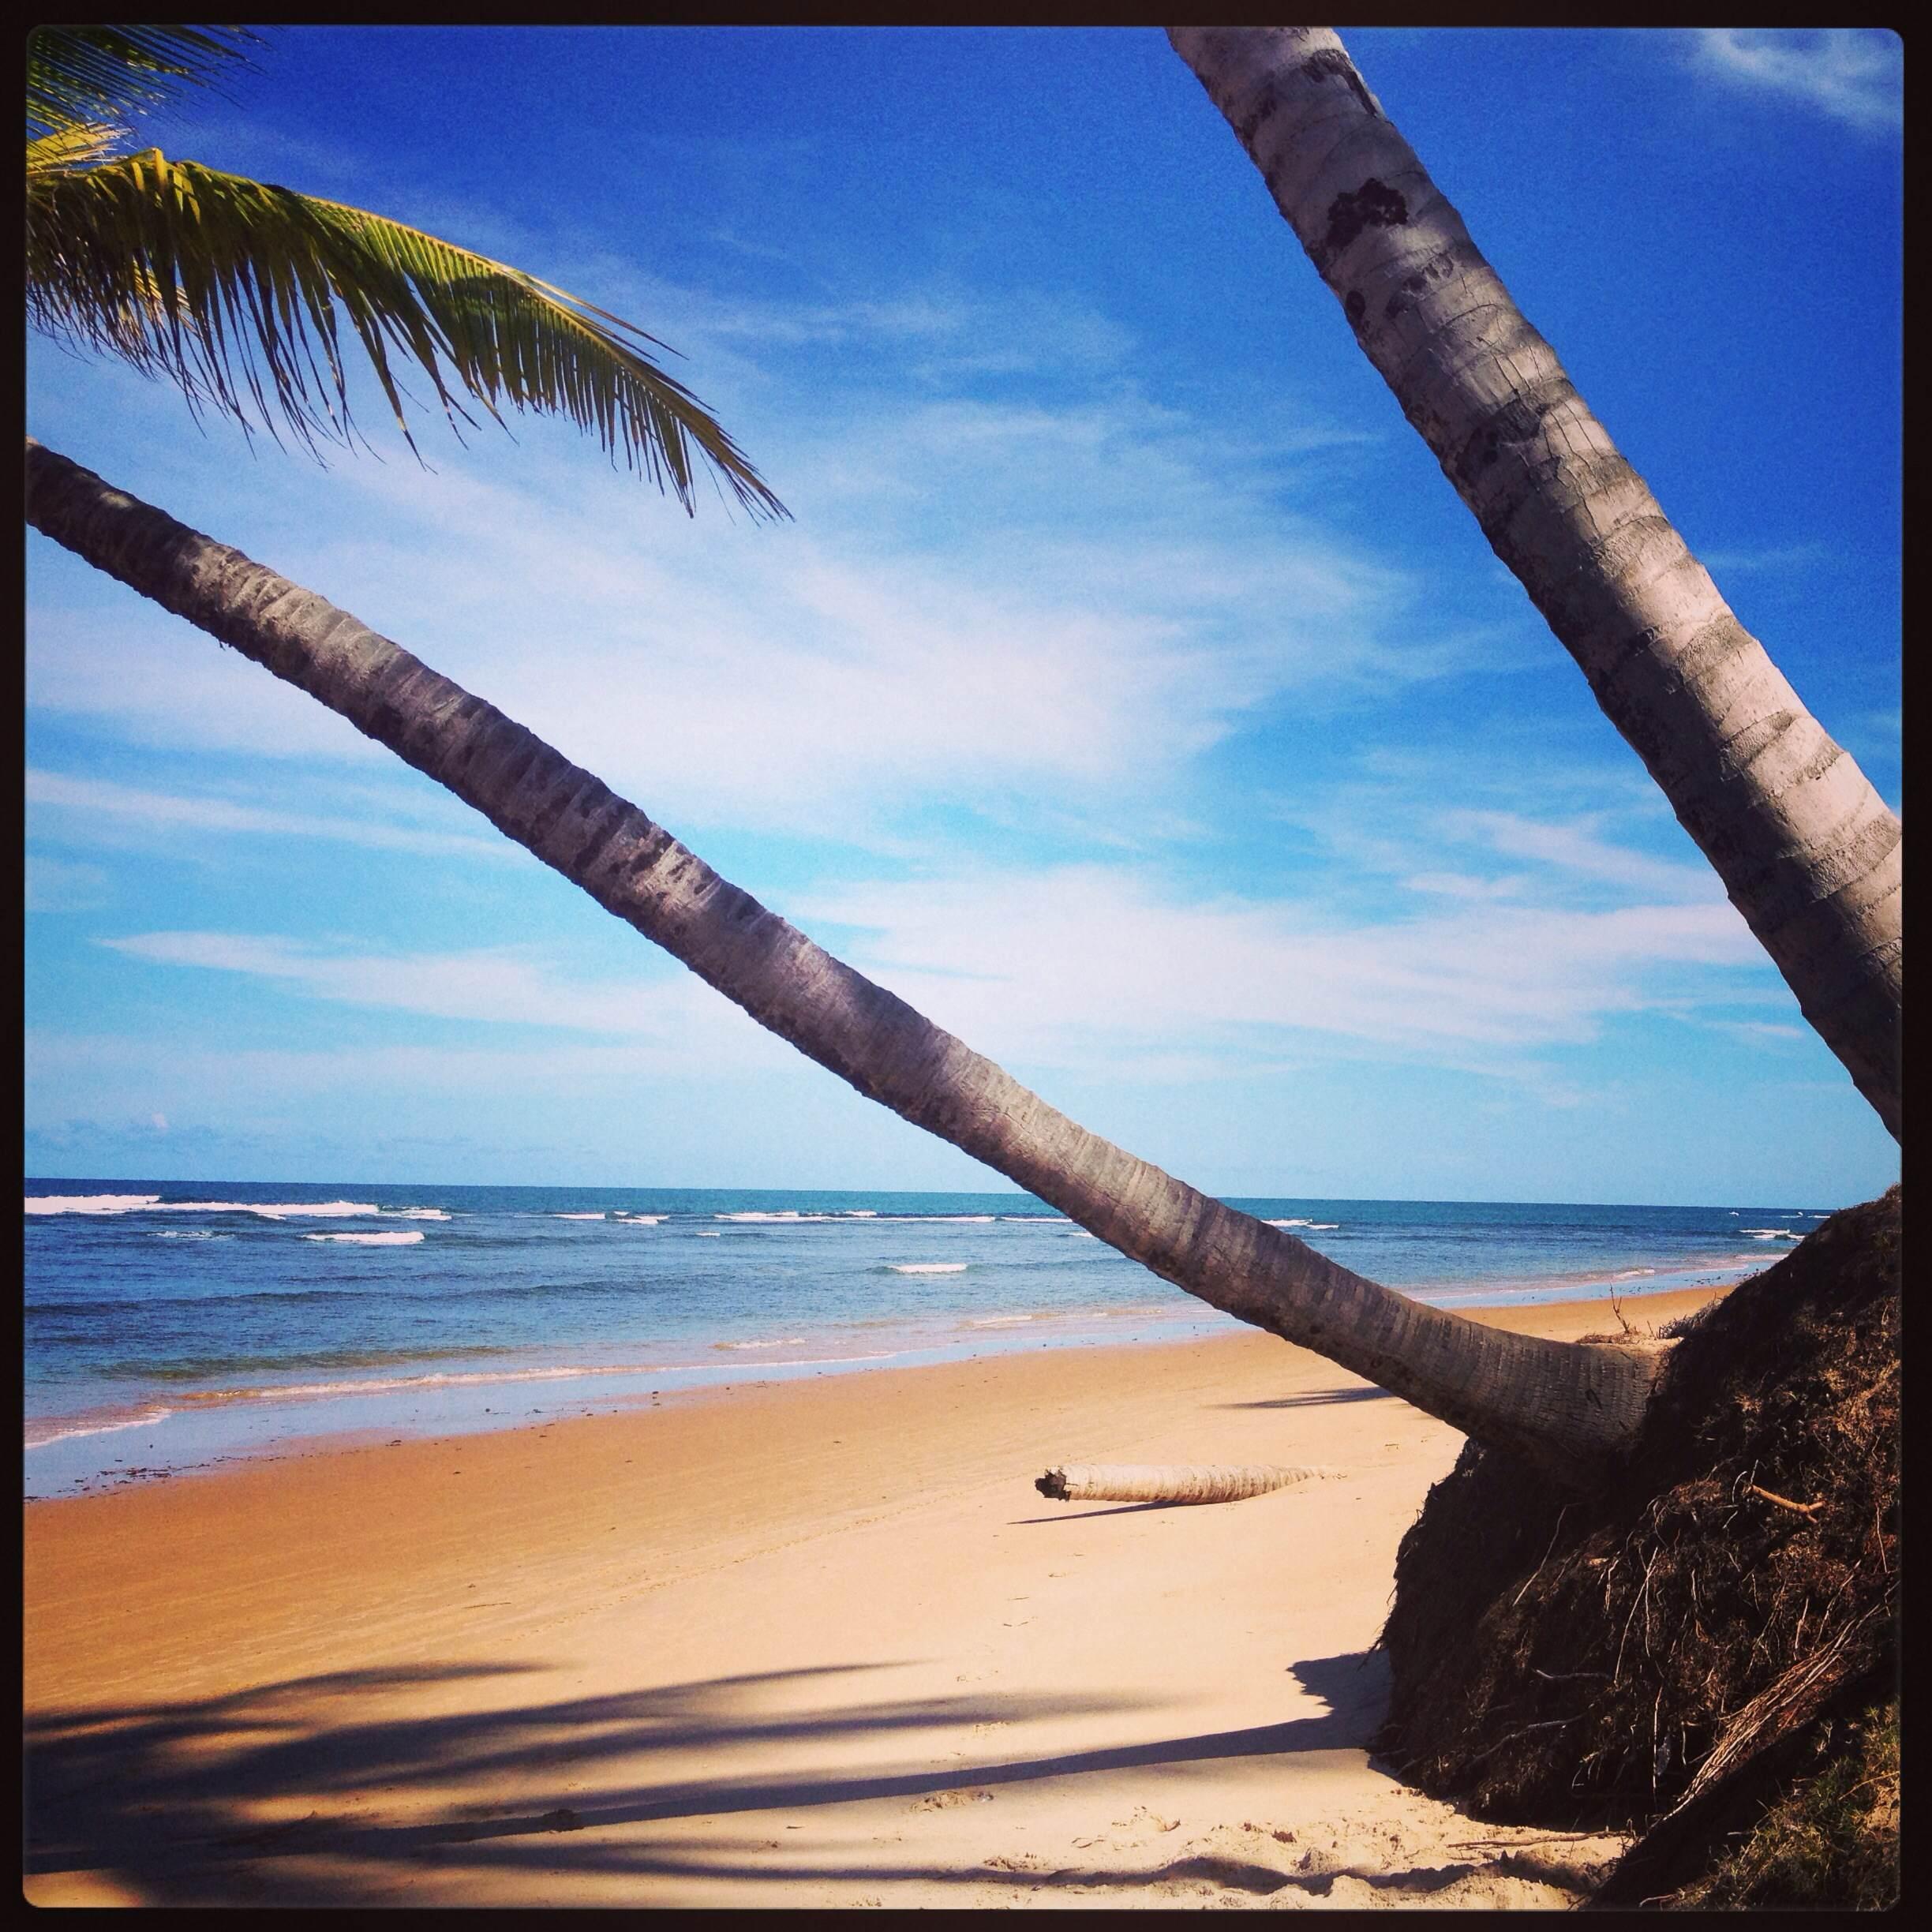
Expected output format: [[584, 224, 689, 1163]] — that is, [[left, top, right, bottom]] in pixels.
[[24, 27, 1901, 1204]]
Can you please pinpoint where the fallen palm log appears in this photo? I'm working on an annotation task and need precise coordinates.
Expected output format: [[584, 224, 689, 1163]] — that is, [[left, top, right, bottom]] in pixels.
[[1035, 1463, 1333, 1504]]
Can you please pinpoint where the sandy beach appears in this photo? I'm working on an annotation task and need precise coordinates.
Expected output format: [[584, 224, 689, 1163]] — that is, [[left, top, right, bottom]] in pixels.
[[24, 1286, 1720, 1908]]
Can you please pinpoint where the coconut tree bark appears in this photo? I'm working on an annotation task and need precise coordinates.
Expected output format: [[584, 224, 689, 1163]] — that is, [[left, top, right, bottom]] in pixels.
[[1168, 27, 1901, 1141], [28, 434, 1661, 1488]]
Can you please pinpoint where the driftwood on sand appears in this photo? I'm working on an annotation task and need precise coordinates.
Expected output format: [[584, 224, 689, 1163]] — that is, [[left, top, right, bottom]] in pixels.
[[1035, 1463, 1333, 1505]]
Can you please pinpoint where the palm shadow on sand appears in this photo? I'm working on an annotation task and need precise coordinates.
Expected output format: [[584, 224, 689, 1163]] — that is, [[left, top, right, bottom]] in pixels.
[[25, 1650, 1391, 1904]]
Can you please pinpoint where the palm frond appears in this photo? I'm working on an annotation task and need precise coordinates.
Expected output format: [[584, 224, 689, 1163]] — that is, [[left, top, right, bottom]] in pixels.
[[27, 121, 133, 175], [26, 26, 261, 141], [26, 148, 788, 520]]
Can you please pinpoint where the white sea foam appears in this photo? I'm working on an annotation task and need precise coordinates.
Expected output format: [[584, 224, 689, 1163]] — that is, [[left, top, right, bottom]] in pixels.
[[25, 1403, 177, 1449], [698, 1230, 722, 1237], [889, 1262, 968, 1274], [752, 1353, 897, 1369], [841, 1210, 878, 1218], [172, 1353, 906, 1406], [301, 1230, 425, 1246], [713, 1336, 807, 1350], [26, 1193, 394, 1220], [552, 1212, 606, 1220], [614, 1214, 661, 1225], [1267, 1218, 1316, 1228], [1068, 1231, 1097, 1239], [1740, 1229, 1801, 1240], [27, 1189, 164, 1205], [179, 1363, 677, 1402], [391, 1208, 451, 1221], [196, 1200, 384, 1219], [1613, 1269, 1657, 1280], [1308, 1222, 1340, 1230], [714, 1210, 830, 1222], [969, 1314, 1034, 1327], [25, 1193, 162, 1215], [176, 1199, 384, 1219], [1001, 1215, 1073, 1223]]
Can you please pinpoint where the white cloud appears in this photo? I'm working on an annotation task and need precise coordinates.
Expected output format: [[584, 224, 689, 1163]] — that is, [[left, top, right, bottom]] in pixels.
[[23, 596, 392, 762], [1436, 810, 1718, 900], [26, 768, 515, 864], [88, 762, 1779, 1100], [1261, 748, 1721, 927], [95, 930, 786, 1068], [278, 384, 1445, 843], [799, 864, 1767, 1073], [1698, 542, 1829, 577], [1402, 871, 1532, 902], [1709, 1019, 1810, 1048], [1690, 29, 1902, 133], [27, 271, 1462, 849]]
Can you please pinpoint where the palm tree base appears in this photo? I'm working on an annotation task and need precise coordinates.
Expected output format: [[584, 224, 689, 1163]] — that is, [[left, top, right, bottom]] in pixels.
[[1376, 1190, 1899, 1904]]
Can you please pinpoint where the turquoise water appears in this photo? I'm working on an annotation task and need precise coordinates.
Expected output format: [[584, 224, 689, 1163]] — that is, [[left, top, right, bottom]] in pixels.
[[24, 1178, 1821, 1496]]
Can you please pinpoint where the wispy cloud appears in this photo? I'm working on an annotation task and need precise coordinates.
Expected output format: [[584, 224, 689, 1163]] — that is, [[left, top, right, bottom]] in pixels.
[[1261, 746, 1715, 926], [1698, 541, 1830, 578], [95, 930, 785, 1067], [1433, 810, 1720, 901], [801, 864, 1767, 1070], [1689, 29, 1902, 133], [24, 596, 394, 762], [90, 798, 1773, 1103], [25, 855, 113, 912], [1709, 1019, 1810, 1047], [26, 769, 514, 863], [28, 261, 1474, 853]]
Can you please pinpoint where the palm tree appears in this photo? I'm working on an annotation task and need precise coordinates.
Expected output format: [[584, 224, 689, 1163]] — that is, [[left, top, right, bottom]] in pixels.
[[24, 436, 1666, 1488], [27, 25, 1787, 1492], [1166, 26, 1901, 1141]]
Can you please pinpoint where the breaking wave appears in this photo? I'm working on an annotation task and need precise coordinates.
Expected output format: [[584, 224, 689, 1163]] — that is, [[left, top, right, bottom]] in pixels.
[[301, 1231, 425, 1246]]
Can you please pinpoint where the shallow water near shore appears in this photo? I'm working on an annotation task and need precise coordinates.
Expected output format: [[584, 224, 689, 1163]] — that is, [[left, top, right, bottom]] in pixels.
[[25, 1178, 1818, 1496]]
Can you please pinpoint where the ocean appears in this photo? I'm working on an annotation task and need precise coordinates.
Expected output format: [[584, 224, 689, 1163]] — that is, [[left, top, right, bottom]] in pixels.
[[22, 1178, 1822, 1498]]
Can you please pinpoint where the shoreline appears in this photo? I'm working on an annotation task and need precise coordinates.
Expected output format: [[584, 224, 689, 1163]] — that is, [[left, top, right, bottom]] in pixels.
[[28, 1283, 1720, 1908], [23, 1262, 1755, 1501]]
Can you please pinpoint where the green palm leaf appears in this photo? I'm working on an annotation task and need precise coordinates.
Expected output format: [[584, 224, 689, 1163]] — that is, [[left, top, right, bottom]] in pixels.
[[26, 146, 788, 519], [26, 26, 260, 141]]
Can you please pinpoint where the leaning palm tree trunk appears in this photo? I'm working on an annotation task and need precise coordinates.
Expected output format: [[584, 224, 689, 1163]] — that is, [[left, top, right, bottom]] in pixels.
[[1168, 28, 1901, 1141], [1036, 1463, 1331, 1504], [28, 436, 1663, 1488]]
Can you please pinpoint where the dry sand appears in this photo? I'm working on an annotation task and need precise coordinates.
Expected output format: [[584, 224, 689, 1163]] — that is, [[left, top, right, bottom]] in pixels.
[[24, 1287, 1720, 1908]]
